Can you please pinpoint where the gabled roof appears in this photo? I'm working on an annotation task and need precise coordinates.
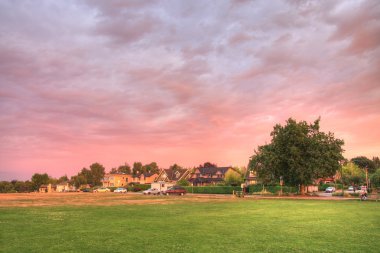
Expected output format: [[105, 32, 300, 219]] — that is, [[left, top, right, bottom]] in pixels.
[[196, 167, 232, 176], [156, 168, 190, 182]]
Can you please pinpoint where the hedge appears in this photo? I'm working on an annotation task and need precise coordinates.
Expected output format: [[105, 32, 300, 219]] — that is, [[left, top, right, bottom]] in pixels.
[[183, 185, 298, 194], [183, 186, 241, 194], [127, 184, 150, 192]]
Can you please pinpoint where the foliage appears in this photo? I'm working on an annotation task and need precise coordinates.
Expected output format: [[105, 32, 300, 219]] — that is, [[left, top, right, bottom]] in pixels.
[[31, 173, 50, 190], [177, 179, 190, 186], [132, 162, 143, 175], [224, 170, 243, 186], [70, 174, 87, 188], [341, 162, 365, 186], [142, 162, 160, 174], [198, 162, 217, 168], [183, 186, 241, 194], [351, 156, 376, 173], [89, 163, 106, 186], [169, 163, 184, 171], [58, 175, 69, 183], [126, 184, 150, 192], [373, 157, 380, 170], [110, 163, 131, 174], [370, 169, 380, 187], [0, 180, 35, 193], [248, 118, 344, 192]]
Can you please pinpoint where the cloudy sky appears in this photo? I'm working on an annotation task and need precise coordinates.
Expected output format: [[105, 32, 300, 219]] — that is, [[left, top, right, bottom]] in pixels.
[[1, 0, 379, 180]]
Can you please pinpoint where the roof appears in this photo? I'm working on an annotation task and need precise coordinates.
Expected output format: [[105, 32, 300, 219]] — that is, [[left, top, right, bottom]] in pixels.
[[188, 178, 224, 183], [161, 168, 189, 181], [196, 167, 232, 176]]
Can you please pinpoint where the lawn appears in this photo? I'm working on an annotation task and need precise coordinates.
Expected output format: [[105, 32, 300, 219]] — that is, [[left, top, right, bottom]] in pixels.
[[0, 195, 379, 253]]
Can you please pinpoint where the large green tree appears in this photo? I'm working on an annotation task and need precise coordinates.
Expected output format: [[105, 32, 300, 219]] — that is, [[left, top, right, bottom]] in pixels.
[[248, 118, 344, 194]]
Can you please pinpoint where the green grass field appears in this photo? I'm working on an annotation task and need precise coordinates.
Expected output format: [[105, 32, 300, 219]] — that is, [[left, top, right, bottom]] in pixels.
[[1, 198, 379, 253]]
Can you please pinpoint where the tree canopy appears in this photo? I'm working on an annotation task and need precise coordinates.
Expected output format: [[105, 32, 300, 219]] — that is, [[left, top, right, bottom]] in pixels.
[[351, 156, 376, 173], [248, 118, 344, 192], [31, 173, 50, 190], [199, 162, 217, 168]]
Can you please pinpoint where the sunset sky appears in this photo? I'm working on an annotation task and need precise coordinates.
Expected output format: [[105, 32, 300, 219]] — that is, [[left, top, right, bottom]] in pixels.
[[1, 0, 379, 181]]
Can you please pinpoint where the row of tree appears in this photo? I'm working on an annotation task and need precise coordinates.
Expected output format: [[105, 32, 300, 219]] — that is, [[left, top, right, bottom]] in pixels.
[[1, 161, 246, 193], [2, 118, 379, 193]]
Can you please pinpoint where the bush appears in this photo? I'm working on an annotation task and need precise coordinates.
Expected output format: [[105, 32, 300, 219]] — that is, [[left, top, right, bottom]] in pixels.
[[183, 186, 242, 194], [127, 184, 150, 192]]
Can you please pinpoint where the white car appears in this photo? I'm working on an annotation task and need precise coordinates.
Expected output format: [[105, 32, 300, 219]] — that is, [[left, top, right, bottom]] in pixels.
[[325, 187, 336, 193], [143, 188, 161, 195], [114, 187, 127, 193]]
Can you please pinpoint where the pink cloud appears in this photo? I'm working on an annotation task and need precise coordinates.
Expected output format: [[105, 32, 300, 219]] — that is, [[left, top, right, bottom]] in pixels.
[[0, 0, 379, 181]]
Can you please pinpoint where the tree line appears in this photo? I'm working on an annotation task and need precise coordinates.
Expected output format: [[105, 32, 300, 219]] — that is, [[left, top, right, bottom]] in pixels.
[[0, 161, 247, 193], [2, 118, 379, 193]]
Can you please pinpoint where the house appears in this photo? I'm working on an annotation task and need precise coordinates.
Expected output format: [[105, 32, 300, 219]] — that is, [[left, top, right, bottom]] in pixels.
[[151, 181, 175, 192], [188, 167, 238, 186], [39, 184, 57, 193], [245, 170, 257, 185], [102, 172, 159, 187], [102, 173, 129, 187], [56, 182, 76, 192], [155, 168, 191, 183], [131, 173, 158, 184]]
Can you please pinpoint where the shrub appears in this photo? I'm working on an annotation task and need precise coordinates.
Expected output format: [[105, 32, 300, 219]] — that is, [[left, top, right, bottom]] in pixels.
[[127, 184, 150, 192], [183, 186, 241, 194], [177, 179, 190, 186]]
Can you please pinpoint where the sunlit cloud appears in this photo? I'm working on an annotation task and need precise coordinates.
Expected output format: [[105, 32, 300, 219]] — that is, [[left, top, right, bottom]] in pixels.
[[0, 0, 379, 180]]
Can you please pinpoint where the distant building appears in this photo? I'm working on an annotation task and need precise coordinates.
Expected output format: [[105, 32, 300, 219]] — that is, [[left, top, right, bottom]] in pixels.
[[56, 182, 76, 192], [131, 173, 158, 184], [102, 173, 129, 187], [188, 167, 238, 186], [155, 168, 191, 183], [39, 184, 57, 193], [102, 172, 159, 187]]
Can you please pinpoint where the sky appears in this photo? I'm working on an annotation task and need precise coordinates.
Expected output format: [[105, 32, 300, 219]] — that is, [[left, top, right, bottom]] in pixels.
[[0, 0, 379, 181]]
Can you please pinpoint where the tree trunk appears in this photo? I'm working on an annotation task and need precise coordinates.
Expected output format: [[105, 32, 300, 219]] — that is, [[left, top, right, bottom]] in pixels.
[[300, 184, 306, 195]]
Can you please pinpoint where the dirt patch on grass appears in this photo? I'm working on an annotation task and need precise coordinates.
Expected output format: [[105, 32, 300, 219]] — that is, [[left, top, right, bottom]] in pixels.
[[0, 193, 241, 207]]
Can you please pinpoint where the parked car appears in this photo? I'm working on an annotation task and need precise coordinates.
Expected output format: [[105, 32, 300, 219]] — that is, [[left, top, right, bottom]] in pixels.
[[325, 187, 336, 193], [348, 186, 354, 192], [81, 188, 92, 192], [143, 188, 161, 195], [93, 187, 110, 193], [164, 186, 186, 196], [114, 187, 127, 193]]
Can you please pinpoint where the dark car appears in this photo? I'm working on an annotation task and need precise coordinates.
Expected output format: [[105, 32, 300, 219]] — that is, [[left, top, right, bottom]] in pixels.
[[81, 188, 91, 192], [164, 186, 186, 196]]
